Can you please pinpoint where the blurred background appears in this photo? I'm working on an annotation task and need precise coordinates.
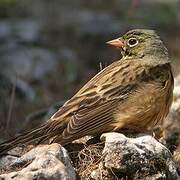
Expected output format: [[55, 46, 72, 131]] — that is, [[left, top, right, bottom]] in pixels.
[[0, 0, 180, 140]]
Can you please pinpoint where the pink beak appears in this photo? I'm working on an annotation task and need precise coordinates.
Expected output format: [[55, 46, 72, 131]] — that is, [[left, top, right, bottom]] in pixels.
[[106, 38, 124, 48]]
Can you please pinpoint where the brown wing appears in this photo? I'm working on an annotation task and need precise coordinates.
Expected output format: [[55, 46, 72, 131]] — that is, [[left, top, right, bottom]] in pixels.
[[59, 84, 137, 143], [50, 60, 146, 143]]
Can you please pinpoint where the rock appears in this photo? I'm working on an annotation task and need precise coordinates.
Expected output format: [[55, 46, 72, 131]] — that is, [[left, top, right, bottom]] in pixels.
[[0, 72, 35, 105], [0, 144, 76, 180], [0, 21, 11, 41], [11, 19, 42, 43], [163, 98, 180, 152], [0, 19, 41, 43], [173, 146, 180, 175], [162, 76, 180, 173], [0, 155, 18, 171], [90, 133, 179, 180], [1, 46, 57, 82], [174, 75, 180, 99]]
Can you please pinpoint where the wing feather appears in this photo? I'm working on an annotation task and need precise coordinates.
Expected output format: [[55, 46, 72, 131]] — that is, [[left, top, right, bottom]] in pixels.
[[51, 60, 147, 143]]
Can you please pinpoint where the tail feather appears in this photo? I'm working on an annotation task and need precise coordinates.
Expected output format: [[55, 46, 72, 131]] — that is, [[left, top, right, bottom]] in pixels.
[[0, 121, 66, 155]]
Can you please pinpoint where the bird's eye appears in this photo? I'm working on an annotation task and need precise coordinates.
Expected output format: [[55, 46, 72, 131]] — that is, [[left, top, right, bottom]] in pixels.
[[127, 38, 138, 47]]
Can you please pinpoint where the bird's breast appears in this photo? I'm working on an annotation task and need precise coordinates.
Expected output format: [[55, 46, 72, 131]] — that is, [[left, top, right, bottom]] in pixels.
[[113, 68, 173, 132]]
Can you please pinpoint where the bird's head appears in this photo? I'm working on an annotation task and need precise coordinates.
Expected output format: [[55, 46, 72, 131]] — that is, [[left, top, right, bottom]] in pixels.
[[107, 29, 170, 64]]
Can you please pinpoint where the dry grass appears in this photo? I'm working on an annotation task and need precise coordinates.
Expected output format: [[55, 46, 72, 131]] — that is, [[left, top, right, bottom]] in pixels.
[[69, 142, 104, 179]]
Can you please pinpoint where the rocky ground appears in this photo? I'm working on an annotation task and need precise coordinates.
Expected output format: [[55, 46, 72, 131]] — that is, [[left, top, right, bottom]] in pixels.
[[0, 76, 180, 179], [0, 0, 180, 140], [0, 74, 180, 179], [0, 0, 180, 179], [0, 132, 179, 179]]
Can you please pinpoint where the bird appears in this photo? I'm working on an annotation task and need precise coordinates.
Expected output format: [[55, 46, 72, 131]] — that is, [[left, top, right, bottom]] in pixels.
[[0, 29, 174, 155]]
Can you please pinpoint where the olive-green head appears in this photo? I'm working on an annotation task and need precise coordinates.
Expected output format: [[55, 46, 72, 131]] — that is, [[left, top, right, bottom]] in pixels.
[[107, 29, 170, 64]]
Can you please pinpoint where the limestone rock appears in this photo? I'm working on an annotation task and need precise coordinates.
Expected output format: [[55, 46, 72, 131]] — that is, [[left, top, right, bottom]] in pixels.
[[0, 144, 75, 180], [90, 133, 179, 180]]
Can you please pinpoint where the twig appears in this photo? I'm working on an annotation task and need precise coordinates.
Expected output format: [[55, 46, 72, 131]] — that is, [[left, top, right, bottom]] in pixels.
[[6, 76, 17, 136], [99, 62, 103, 71]]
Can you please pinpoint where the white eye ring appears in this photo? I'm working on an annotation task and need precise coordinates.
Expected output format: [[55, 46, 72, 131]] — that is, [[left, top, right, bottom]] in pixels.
[[127, 38, 138, 47]]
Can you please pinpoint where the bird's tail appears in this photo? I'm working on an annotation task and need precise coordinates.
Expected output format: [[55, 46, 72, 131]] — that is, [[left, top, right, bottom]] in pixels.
[[0, 120, 66, 156]]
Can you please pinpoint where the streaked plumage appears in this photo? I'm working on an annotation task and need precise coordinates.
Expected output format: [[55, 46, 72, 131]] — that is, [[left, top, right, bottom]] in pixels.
[[0, 29, 174, 155]]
